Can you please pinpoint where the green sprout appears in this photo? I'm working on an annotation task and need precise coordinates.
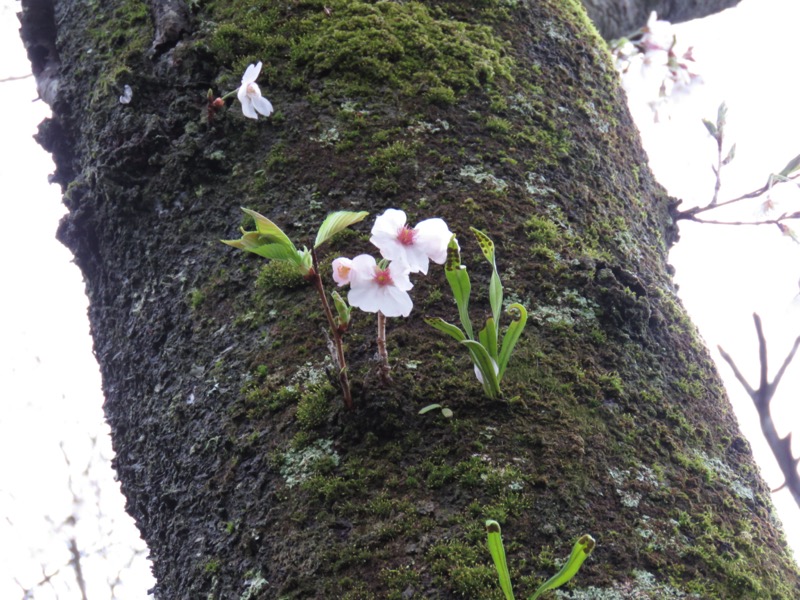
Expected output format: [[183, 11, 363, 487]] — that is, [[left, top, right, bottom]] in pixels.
[[485, 520, 595, 600], [425, 229, 527, 399], [222, 208, 368, 409]]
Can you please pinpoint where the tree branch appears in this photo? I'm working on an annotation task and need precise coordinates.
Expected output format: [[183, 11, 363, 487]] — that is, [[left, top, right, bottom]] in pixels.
[[718, 313, 800, 508]]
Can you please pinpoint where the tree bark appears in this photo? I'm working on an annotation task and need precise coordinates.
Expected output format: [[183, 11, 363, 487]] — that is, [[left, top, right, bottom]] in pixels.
[[582, 0, 742, 41], [19, 0, 797, 598]]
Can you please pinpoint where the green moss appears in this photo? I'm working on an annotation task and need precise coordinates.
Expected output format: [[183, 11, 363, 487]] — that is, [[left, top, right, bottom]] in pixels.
[[524, 215, 561, 246], [203, 558, 221, 574], [188, 288, 206, 310], [368, 140, 418, 176], [486, 116, 512, 134], [426, 539, 500, 598], [292, 1, 514, 98], [296, 381, 335, 430], [255, 260, 307, 290]]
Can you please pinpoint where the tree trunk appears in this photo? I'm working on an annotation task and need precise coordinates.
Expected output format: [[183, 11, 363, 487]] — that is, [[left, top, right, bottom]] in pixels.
[[581, 0, 742, 40], [19, 0, 798, 598]]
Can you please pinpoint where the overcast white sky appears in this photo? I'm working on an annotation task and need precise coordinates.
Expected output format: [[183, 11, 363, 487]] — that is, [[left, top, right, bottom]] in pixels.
[[2, 0, 800, 596]]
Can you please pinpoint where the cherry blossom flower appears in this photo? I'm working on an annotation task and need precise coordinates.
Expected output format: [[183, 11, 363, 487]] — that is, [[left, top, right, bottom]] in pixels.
[[344, 254, 413, 317], [370, 209, 452, 275], [237, 62, 274, 119], [332, 257, 354, 287]]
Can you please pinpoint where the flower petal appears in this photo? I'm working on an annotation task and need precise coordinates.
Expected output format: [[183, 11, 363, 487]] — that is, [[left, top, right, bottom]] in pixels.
[[414, 218, 452, 265], [242, 61, 262, 85], [240, 97, 258, 119], [252, 95, 274, 117], [387, 262, 413, 291], [348, 284, 381, 314], [332, 257, 354, 287], [381, 285, 413, 317]]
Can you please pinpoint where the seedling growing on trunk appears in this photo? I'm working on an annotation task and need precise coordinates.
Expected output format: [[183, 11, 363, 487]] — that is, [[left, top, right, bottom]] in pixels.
[[426, 229, 527, 399], [485, 520, 595, 599]]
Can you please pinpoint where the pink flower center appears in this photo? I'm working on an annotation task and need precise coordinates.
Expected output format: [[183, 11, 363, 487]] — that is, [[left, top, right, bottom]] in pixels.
[[396, 226, 416, 246], [373, 267, 394, 287], [336, 264, 351, 280]]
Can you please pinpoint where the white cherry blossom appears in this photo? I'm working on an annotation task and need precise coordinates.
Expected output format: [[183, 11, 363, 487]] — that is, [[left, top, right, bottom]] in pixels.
[[370, 209, 452, 275], [332, 257, 354, 287], [237, 62, 274, 119], [345, 254, 413, 317]]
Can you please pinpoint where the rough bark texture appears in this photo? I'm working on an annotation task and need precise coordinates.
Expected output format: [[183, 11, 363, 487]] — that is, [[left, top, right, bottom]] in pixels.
[[19, 0, 798, 598], [581, 0, 742, 40]]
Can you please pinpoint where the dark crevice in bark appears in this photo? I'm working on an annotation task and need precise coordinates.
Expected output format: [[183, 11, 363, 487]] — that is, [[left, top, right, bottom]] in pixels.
[[18, 0, 59, 105], [148, 0, 193, 58]]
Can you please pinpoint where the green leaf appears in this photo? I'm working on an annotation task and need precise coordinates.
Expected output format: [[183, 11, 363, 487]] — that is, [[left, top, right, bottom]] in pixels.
[[240, 208, 297, 251], [716, 101, 727, 131], [425, 317, 466, 342], [498, 304, 528, 380], [222, 233, 299, 260], [444, 235, 474, 339], [419, 403, 443, 415], [445, 267, 473, 340], [486, 520, 515, 600], [445, 233, 462, 271], [470, 227, 496, 264], [479, 318, 499, 362], [779, 153, 800, 178], [722, 143, 736, 166], [314, 210, 369, 248], [701, 118, 717, 138], [489, 267, 503, 326], [471, 228, 502, 324], [529, 535, 595, 600], [462, 340, 500, 399]]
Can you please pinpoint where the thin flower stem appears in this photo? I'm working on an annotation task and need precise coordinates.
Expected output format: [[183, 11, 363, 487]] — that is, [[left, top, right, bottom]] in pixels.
[[311, 249, 353, 410], [376, 311, 392, 384]]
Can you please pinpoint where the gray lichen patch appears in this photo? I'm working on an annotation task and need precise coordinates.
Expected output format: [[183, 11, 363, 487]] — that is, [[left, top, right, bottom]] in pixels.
[[280, 439, 340, 488], [692, 449, 755, 502], [459, 164, 508, 191]]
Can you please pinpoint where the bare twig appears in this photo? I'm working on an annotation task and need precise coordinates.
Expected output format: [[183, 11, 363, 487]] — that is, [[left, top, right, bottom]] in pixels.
[[311, 248, 353, 410], [718, 313, 800, 508], [68, 538, 89, 600], [0, 73, 33, 83]]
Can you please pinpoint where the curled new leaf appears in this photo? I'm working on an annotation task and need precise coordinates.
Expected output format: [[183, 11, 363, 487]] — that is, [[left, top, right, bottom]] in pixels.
[[486, 520, 515, 600], [530, 534, 596, 600], [315, 210, 369, 248]]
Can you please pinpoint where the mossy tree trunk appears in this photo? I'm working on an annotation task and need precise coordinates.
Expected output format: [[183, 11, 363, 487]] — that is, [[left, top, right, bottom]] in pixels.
[[20, 0, 799, 598]]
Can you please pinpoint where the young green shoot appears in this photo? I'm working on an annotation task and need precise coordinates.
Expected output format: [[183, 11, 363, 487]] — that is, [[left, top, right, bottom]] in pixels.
[[485, 520, 595, 600], [426, 229, 527, 399], [418, 403, 454, 418], [222, 208, 368, 409]]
